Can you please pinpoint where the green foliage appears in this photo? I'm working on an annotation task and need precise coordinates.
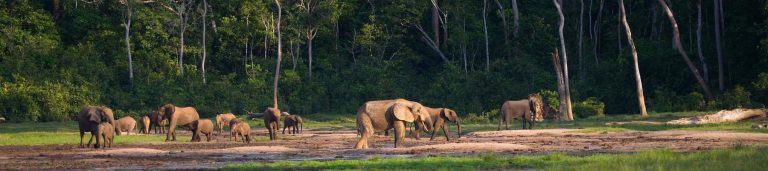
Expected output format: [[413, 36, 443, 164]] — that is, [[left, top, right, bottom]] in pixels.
[[650, 89, 708, 112], [538, 90, 560, 110], [572, 97, 605, 118], [715, 85, 753, 109], [224, 146, 768, 171], [462, 109, 499, 124]]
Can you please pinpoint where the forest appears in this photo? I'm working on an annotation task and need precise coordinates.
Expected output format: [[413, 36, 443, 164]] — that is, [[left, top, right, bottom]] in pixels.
[[1, 0, 767, 122]]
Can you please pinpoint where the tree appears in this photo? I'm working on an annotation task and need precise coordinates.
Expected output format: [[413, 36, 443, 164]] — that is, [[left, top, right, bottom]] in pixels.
[[119, 0, 135, 87], [511, 0, 519, 37], [483, 0, 489, 72], [296, 0, 338, 79], [619, 0, 647, 117], [553, 0, 573, 120], [714, 0, 725, 90], [657, 0, 714, 100], [162, 0, 195, 75], [697, 0, 709, 83], [201, 0, 209, 84], [273, 0, 283, 109]]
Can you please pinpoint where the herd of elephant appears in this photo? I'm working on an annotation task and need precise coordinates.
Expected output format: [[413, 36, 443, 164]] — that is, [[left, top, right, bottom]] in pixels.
[[76, 95, 544, 149], [77, 105, 304, 149]]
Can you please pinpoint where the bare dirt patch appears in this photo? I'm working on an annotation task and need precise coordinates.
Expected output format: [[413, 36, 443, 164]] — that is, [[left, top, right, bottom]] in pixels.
[[1, 128, 767, 169]]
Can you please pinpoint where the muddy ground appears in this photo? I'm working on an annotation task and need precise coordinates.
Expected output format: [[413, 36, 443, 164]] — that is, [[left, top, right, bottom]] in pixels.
[[2, 128, 768, 170]]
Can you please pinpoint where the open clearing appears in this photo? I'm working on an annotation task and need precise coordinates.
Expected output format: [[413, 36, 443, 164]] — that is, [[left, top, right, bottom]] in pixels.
[[1, 127, 767, 170]]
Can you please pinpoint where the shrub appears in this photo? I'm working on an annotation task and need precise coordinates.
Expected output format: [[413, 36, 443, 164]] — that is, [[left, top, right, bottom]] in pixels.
[[682, 92, 706, 111], [717, 85, 752, 109], [537, 90, 560, 110], [463, 109, 499, 124], [572, 97, 605, 118]]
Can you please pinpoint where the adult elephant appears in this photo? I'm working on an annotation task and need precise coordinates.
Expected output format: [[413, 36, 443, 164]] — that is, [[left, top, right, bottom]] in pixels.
[[413, 107, 461, 141], [114, 116, 137, 135], [498, 94, 544, 130], [263, 107, 281, 140], [215, 113, 237, 134], [354, 99, 432, 149], [148, 111, 166, 134], [158, 104, 200, 142], [78, 106, 115, 148]]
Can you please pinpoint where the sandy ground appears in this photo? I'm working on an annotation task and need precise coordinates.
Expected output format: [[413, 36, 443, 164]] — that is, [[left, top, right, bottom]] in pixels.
[[1, 128, 768, 170]]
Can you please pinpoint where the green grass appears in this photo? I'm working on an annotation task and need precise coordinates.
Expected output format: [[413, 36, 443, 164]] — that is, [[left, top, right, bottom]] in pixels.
[[0, 121, 189, 146], [223, 145, 768, 171]]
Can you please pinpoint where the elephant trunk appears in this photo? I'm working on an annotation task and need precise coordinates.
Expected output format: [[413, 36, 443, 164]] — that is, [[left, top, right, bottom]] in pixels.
[[456, 119, 462, 138]]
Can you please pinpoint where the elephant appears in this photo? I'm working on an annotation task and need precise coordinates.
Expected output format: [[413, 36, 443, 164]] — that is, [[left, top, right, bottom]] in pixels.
[[139, 115, 151, 134], [282, 115, 303, 134], [78, 106, 115, 148], [354, 99, 432, 149], [158, 104, 200, 142], [230, 119, 252, 143], [215, 113, 237, 134], [148, 111, 166, 134], [412, 107, 461, 141], [498, 94, 544, 130], [191, 119, 214, 142], [98, 122, 115, 148], [114, 116, 137, 135], [263, 107, 281, 140]]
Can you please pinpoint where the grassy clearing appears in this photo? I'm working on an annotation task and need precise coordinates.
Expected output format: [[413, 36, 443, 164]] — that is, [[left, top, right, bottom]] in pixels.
[[224, 145, 768, 171], [0, 121, 189, 146]]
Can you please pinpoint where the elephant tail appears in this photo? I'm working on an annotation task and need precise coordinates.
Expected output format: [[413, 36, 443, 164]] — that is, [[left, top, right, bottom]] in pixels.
[[356, 112, 373, 137]]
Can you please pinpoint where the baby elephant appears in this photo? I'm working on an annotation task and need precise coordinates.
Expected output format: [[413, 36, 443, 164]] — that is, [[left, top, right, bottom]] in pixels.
[[230, 120, 252, 143], [140, 115, 151, 134], [191, 119, 214, 142], [282, 115, 304, 134], [114, 116, 137, 135], [98, 123, 115, 148]]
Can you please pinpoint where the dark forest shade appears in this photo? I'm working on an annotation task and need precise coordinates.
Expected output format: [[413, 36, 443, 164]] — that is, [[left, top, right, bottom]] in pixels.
[[0, 0, 765, 122]]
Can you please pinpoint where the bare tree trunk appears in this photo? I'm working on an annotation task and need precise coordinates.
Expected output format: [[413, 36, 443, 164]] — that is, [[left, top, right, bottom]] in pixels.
[[122, 2, 134, 87], [494, 0, 509, 45], [179, 14, 185, 75], [697, 0, 709, 83], [578, 0, 584, 77], [273, 0, 283, 109], [588, 0, 593, 40], [552, 48, 568, 120], [620, 0, 648, 117], [462, 18, 468, 73], [308, 36, 314, 78], [554, 0, 574, 120], [511, 0, 520, 37], [432, 0, 440, 47], [657, 0, 714, 100], [415, 25, 449, 63], [714, 0, 724, 90], [201, 0, 208, 84], [593, 0, 604, 64], [617, 9, 622, 53], [483, 0, 490, 72]]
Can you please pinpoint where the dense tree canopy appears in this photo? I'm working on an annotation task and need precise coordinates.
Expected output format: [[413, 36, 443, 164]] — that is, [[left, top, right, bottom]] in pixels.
[[0, 0, 766, 122]]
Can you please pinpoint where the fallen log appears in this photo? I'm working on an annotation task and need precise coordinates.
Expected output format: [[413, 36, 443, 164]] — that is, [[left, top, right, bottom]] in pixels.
[[667, 108, 768, 125]]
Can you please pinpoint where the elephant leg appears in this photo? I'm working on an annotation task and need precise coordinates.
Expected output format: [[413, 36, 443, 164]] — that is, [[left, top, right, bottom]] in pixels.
[[354, 119, 373, 149], [431, 119, 445, 141], [282, 125, 287, 134], [393, 121, 406, 148], [87, 132, 94, 147], [497, 118, 503, 131], [79, 131, 85, 148]]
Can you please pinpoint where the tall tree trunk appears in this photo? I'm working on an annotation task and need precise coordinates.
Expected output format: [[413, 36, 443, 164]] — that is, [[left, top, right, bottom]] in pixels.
[[578, 0, 584, 77], [308, 37, 314, 78], [588, 0, 593, 41], [697, 0, 709, 83], [552, 48, 568, 120], [123, 2, 134, 87], [462, 18, 468, 73], [714, 0, 724, 90], [273, 0, 283, 109], [483, 0, 490, 72], [432, 0, 440, 47], [511, 0, 520, 37], [657, 0, 714, 100], [553, 0, 574, 120], [179, 16, 185, 75], [593, 0, 604, 64], [201, 0, 208, 84], [494, 0, 509, 45], [620, 0, 648, 117]]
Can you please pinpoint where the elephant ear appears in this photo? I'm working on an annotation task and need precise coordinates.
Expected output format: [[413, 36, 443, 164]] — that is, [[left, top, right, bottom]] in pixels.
[[392, 103, 415, 122], [442, 109, 458, 122], [163, 105, 175, 119], [89, 109, 101, 123]]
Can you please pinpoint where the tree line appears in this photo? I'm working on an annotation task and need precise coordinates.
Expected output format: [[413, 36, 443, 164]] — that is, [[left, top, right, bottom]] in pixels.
[[0, 0, 766, 122]]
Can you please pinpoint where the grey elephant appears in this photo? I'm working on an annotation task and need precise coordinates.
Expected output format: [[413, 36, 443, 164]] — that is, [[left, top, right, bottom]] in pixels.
[[355, 99, 432, 149], [114, 116, 137, 135], [78, 106, 115, 148], [215, 113, 237, 134], [283, 115, 303, 134], [158, 104, 200, 142], [148, 111, 166, 134], [263, 107, 281, 140], [498, 94, 544, 130], [98, 122, 115, 148], [413, 107, 461, 141], [191, 119, 214, 142]]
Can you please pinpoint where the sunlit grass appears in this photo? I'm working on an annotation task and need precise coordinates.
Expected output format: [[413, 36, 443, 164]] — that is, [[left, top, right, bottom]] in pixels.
[[224, 146, 768, 171], [0, 121, 189, 146]]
